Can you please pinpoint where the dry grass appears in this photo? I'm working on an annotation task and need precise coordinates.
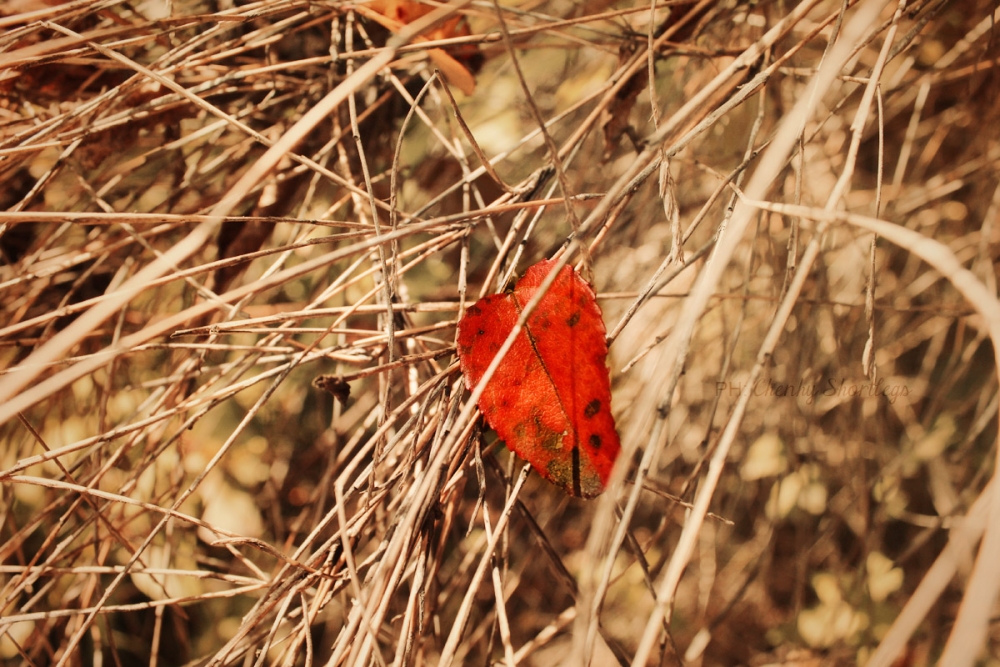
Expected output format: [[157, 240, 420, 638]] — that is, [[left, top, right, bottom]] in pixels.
[[2, 0, 1000, 665]]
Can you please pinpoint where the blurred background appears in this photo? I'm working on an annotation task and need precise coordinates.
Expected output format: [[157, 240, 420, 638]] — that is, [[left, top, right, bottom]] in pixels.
[[2, 0, 1000, 665]]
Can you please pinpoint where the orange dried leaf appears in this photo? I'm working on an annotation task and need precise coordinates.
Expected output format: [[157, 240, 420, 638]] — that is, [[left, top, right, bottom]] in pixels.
[[357, 0, 477, 94]]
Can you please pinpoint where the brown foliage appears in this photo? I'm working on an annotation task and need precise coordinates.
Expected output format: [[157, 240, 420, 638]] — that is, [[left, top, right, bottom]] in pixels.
[[2, 1, 1000, 666]]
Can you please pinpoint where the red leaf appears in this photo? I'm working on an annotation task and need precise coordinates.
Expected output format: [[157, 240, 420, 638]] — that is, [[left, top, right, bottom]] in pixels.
[[456, 259, 620, 498]]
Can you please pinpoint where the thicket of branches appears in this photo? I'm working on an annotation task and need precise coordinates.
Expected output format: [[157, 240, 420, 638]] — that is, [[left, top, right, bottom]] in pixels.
[[2, 0, 1000, 665]]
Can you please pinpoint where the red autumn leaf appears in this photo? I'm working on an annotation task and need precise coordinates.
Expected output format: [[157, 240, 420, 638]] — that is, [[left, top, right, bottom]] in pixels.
[[456, 259, 621, 498]]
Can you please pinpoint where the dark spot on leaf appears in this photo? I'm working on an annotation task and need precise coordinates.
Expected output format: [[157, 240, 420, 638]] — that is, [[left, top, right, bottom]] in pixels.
[[566, 311, 581, 327], [513, 420, 527, 440], [584, 398, 601, 418], [571, 445, 582, 496], [468, 304, 482, 316], [589, 434, 601, 449], [533, 411, 563, 452]]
